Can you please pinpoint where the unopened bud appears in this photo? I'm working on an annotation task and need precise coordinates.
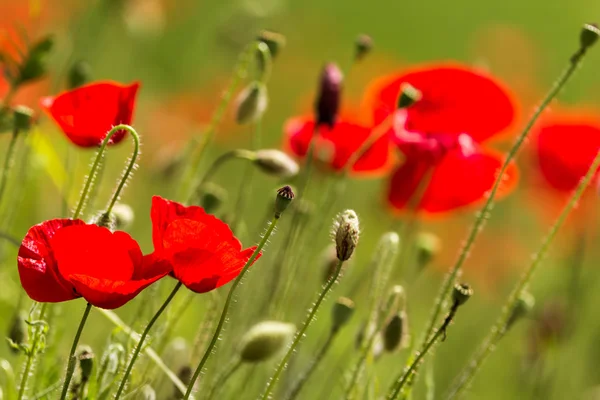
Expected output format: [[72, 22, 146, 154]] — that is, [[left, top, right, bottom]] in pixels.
[[139, 385, 156, 400], [315, 63, 343, 128], [354, 34, 373, 61], [275, 185, 294, 218], [68, 60, 92, 89], [253, 149, 299, 178], [112, 203, 134, 230], [506, 291, 535, 330], [255, 41, 272, 81], [332, 297, 355, 332], [199, 183, 228, 214], [13, 106, 34, 132], [7, 311, 27, 354], [383, 311, 409, 352], [397, 82, 422, 109], [580, 23, 600, 50], [415, 232, 441, 270], [16, 35, 53, 86], [452, 283, 473, 307], [257, 30, 286, 58], [239, 321, 296, 363], [235, 81, 268, 124], [332, 210, 360, 261], [77, 345, 94, 383]]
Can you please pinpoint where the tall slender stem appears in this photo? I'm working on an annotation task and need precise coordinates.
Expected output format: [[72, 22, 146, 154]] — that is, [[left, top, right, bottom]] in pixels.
[[0, 126, 20, 208], [114, 281, 183, 399], [17, 304, 48, 400], [260, 258, 345, 400], [59, 302, 92, 400], [183, 216, 280, 400], [445, 148, 600, 400]]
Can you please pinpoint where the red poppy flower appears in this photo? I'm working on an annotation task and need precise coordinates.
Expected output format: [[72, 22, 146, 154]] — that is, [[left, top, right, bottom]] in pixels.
[[18, 219, 170, 309], [40, 81, 140, 148], [150, 196, 260, 293], [363, 64, 519, 214], [284, 116, 395, 177]]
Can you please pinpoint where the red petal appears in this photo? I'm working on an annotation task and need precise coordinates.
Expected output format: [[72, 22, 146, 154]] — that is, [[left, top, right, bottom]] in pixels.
[[536, 116, 600, 192], [363, 64, 515, 143], [40, 81, 140, 148], [284, 116, 394, 177], [387, 148, 518, 214], [17, 219, 85, 303]]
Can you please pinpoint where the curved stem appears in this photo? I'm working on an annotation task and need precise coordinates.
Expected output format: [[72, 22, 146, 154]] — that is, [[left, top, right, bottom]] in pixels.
[[114, 281, 183, 400], [17, 304, 48, 400], [205, 358, 243, 400], [183, 216, 280, 400], [59, 302, 92, 400], [72, 124, 140, 219], [445, 147, 600, 400], [260, 258, 345, 400], [0, 126, 20, 207]]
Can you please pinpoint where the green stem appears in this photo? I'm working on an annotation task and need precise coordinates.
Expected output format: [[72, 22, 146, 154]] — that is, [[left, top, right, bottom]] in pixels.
[[205, 358, 243, 400], [17, 303, 48, 400], [0, 126, 20, 207], [31, 379, 62, 399], [59, 302, 92, 400], [72, 124, 140, 219], [445, 147, 600, 400], [114, 281, 183, 400], [183, 216, 280, 400], [260, 258, 345, 400]]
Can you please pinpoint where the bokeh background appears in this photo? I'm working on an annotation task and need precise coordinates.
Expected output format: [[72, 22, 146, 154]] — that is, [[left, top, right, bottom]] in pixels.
[[1, 0, 600, 399]]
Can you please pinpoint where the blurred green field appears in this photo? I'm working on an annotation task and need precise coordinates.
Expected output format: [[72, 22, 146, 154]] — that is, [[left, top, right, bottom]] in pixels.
[[1, 0, 600, 399]]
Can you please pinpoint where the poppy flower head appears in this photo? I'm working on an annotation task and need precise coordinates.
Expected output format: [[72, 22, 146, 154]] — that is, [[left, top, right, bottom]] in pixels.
[[150, 196, 260, 293], [18, 219, 169, 309], [40, 81, 140, 148]]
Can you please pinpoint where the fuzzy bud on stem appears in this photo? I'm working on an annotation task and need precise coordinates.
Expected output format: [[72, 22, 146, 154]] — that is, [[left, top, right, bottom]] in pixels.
[[332, 297, 355, 333], [239, 321, 296, 363], [383, 311, 409, 352], [275, 185, 295, 218], [315, 63, 343, 128], [77, 345, 95, 383], [235, 81, 268, 124], [253, 149, 299, 178], [112, 203, 135, 230], [332, 210, 360, 261], [7, 311, 27, 353]]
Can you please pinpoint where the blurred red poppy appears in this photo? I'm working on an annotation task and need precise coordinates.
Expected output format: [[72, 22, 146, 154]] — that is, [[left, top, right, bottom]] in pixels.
[[149, 196, 260, 293], [18, 219, 169, 309], [284, 116, 395, 177], [363, 64, 519, 214], [40, 81, 140, 148]]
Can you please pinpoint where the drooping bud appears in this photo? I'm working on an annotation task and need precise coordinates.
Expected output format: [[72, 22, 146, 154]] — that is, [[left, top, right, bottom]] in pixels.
[[383, 311, 409, 352], [452, 283, 473, 307], [77, 345, 95, 383], [68, 60, 92, 89], [397, 82, 422, 109], [580, 23, 600, 51], [275, 185, 295, 218], [354, 34, 373, 61], [253, 149, 299, 178], [199, 183, 228, 214], [13, 106, 34, 132], [15, 35, 54, 86], [112, 203, 135, 230], [239, 321, 296, 363], [506, 291, 535, 330], [254, 41, 272, 81], [315, 63, 343, 129], [332, 210, 360, 261], [331, 297, 355, 333], [257, 30, 286, 58], [235, 81, 268, 124], [415, 232, 441, 270], [7, 311, 27, 354]]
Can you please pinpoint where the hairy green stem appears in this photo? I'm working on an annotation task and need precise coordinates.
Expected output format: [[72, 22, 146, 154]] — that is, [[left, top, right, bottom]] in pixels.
[[59, 302, 92, 400], [17, 304, 48, 400]]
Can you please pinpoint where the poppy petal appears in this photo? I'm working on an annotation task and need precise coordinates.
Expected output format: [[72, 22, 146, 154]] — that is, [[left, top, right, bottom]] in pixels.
[[40, 81, 140, 148], [363, 64, 515, 143], [17, 219, 84, 303]]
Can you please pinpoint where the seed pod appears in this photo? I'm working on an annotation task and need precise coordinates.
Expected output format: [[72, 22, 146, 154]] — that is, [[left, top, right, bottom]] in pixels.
[[253, 149, 299, 178], [506, 291, 535, 330], [332, 210, 360, 261], [77, 345, 94, 383], [580, 23, 600, 50], [235, 81, 268, 124], [199, 183, 228, 214], [275, 185, 295, 218], [257, 30, 286, 58], [13, 106, 34, 132], [452, 283, 473, 307], [331, 297, 355, 333], [7, 311, 27, 354], [112, 203, 135, 230], [68, 60, 92, 89], [396, 82, 422, 109], [239, 321, 296, 363], [315, 63, 343, 128], [415, 232, 441, 270], [354, 34, 373, 61]]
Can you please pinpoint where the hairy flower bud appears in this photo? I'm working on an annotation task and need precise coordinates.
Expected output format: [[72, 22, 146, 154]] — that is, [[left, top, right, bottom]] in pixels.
[[332, 297, 355, 332], [112, 203, 135, 230], [332, 210, 360, 261], [506, 291, 535, 330], [239, 321, 296, 363], [397, 82, 422, 109], [257, 30, 286, 58], [275, 185, 295, 218], [315, 63, 343, 128], [415, 232, 441, 270], [253, 149, 299, 178], [68, 60, 92, 89], [77, 345, 95, 383], [452, 283, 473, 307], [354, 34, 373, 61], [235, 81, 268, 124], [7, 311, 27, 354]]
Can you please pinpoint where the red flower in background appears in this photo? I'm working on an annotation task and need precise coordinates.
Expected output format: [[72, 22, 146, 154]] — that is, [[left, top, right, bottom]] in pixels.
[[149, 196, 260, 293], [363, 64, 519, 214], [18, 219, 169, 309], [284, 115, 395, 176], [41, 81, 140, 148]]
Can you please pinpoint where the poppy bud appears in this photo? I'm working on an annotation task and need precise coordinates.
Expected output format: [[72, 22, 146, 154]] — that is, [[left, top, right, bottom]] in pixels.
[[239, 321, 296, 363], [397, 82, 422, 109], [7, 311, 27, 354], [506, 291, 535, 330], [331, 297, 355, 333], [415, 232, 441, 270], [580, 23, 600, 50], [16, 35, 53, 86], [275, 185, 295, 218], [13, 105, 34, 132], [253, 149, 299, 178], [383, 311, 409, 352], [354, 34, 373, 61], [112, 203, 135, 230], [235, 81, 268, 124], [452, 283, 473, 307], [255, 41, 272, 81], [139, 385, 156, 400], [68, 60, 92, 89], [77, 345, 94, 383], [199, 183, 228, 214], [315, 63, 343, 128], [332, 210, 360, 261], [257, 29, 286, 58]]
